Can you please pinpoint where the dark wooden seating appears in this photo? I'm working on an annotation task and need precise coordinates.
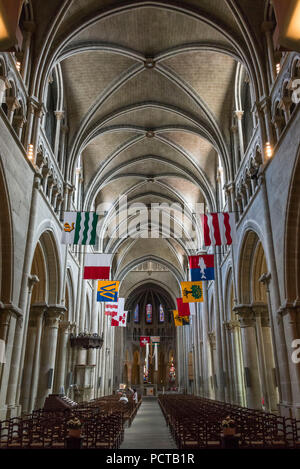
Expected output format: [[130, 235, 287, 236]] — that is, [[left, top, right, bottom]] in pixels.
[[0, 394, 142, 449], [158, 395, 299, 449]]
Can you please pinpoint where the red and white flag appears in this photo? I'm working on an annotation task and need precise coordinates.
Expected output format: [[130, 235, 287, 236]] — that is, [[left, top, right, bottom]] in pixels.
[[200, 213, 236, 246], [111, 310, 128, 327], [176, 298, 196, 317], [105, 298, 125, 317], [105, 303, 118, 316], [140, 336, 150, 347], [83, 253, 112, 279]]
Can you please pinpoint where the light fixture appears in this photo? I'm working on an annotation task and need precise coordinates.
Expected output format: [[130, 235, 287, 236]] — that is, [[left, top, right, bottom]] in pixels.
[[27, 143, 34, 160], [276, 63, 281, 74], [15, 60, 20, 72], [265, 142, 273, 159]]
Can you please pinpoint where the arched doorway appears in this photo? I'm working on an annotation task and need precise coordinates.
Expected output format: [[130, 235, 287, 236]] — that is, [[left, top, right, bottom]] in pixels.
[[20, 230, 62, 413], [238, 230, 278, 411]]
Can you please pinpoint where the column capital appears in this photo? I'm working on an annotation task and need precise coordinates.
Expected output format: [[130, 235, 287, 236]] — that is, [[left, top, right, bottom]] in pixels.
[[29, 303, 47, 326], [54, 110, 64, 121], [233, 304, 255, 327], [45, 305, 66, 327], [208, 331, 216, 350], [30, 302, 48, 315], [33, 173, 43, 190], [278, 300, 300, 322], [28, 274, 39, 292], [59, 320, 71, 332], [0, 76, 11, 90], [0, 302, 22, 321], [224, 320, 240, 331], [235, 110, 244, 120], [6, 96, 20, 112], [251, 302, 270, 326]]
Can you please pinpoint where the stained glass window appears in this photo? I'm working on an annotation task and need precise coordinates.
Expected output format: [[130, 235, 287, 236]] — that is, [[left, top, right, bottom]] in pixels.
[[134, 304, 139, 323], [146, 304, 152, 323], [159, 304, 164, 322]]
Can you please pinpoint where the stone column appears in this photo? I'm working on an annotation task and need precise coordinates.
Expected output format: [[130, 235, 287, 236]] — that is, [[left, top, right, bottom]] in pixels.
[[258, 174, 292, 411], [13, 115, 26, 140], [53, 320, 71, 394], [59, 125, 68, 174], [35, 306, 65, 409], [235, 305, 262, 409], [202, 284, 214, 398], [208, 331, 217, 399], [230, 125, 240, 174], [21, 21, 35, 85], [235, 110, 244, 160], [279, 303, 300, 417], [7, 273, 39, 417], [224, 321, 235, 403], [261, 312, 279, 412], [0, 76, 10, 105], [261, 21, 277, 85], [258, 98, 275, 149], [229, 320, 245, 406], [31, 104, 44, 164], [214, 247, 225, 400], [20, 303, 46, 414], [47, 176, 54, 202], [6, 97, 20, 124], [253, 304, 270, 411], [54, 111, 64, 159], [0, 304, 21, 419]]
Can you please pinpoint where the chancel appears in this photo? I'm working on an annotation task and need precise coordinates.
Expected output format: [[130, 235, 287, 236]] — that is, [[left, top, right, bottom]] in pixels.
[[0, 0, 299, 451]]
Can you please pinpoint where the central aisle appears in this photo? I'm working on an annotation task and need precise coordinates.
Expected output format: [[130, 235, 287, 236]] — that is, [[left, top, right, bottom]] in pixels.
[[120, 397, 177, 449]]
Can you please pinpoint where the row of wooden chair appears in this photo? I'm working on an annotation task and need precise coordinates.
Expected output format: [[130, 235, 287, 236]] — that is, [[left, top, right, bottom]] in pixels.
[[0, 394, 141, 449], [158, 395, 300, 449]]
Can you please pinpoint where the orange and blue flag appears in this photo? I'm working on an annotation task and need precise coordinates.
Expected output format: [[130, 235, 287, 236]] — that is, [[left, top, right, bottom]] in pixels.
[[97, 281, 119, 302], [189, 255, 215, 281]]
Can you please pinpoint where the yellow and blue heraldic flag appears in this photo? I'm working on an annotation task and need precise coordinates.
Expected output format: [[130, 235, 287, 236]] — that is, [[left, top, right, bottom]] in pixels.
[[97, 281, 120, 302], [181, 281, 204, 303], [61, 212, 98, 245]]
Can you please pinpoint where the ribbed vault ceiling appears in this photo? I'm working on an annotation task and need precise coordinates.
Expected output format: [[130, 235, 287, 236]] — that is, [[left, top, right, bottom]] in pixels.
[[31, 0, 265, 294]]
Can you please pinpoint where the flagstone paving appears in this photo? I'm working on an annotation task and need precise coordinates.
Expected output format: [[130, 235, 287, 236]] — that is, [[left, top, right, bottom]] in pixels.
[[120, 397, 177, 449]]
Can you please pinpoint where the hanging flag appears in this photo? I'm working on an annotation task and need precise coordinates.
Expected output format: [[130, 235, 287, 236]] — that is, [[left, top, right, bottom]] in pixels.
[[105, 303, 118, 316], [140, 336, 150, 347], [84, 253, 112, 279], [200, 212, 236, 246], [61, 212, 98, 245], [97, 281, 119, 302], [189, 255, 215, 281], [104, 298, 124, 317], [176, 298, 191, 316], [173, 310, 190, 326], [111, 310, 127, 327], [181, 281, 203, 303], [176, 298, 196, 316], [150, 336, 160, 345]]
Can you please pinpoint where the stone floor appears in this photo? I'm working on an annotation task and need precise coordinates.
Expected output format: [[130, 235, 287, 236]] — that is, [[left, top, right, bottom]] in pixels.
[[120, 397, 177, 449]]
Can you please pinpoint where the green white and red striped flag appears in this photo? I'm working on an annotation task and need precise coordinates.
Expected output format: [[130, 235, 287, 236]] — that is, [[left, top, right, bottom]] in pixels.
[[61, 212, 98, 245]]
